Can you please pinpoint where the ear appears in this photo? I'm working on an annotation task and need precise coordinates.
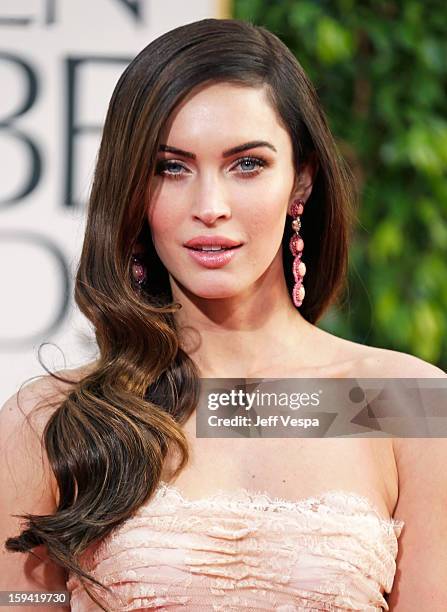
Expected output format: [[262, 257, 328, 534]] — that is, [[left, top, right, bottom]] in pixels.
[[288, 153, 319, 215]]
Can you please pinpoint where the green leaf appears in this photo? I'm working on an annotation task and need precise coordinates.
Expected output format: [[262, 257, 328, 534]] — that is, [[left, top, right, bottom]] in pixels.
[[410, 302, 444, 362], [368, 220, 403, 262], [316, 17, 355, 64]]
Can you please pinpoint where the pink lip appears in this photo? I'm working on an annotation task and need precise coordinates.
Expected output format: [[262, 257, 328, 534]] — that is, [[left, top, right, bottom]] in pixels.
[[184, 235, 242, 249], [185, 245, 242, 269]]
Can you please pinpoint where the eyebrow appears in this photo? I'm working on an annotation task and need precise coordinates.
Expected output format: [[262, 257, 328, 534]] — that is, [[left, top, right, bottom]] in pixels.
[[158, 140, 277, 159]]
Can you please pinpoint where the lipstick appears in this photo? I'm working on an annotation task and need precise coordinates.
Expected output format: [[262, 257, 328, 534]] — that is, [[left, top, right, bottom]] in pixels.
[[183, 235, 243, 269]]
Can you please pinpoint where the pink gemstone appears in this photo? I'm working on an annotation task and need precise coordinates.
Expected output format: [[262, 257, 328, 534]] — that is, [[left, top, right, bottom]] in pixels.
[[290, 199, 305, 218], [292, 282, 305, 307], [293, 258, 306, 281], [289, 235, 304, 256], [289, 235, 297, 255], [132, 262, 146, 283], [292, 257, 299, 275]]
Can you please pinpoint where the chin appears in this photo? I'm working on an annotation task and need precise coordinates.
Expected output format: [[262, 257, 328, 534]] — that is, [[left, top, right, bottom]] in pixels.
[[171, 272, 246, 301], [191, 287, 239, 300], [180, 279, 242, 300]]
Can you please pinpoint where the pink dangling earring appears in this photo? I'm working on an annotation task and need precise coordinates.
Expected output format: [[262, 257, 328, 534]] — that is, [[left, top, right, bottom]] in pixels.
[[289, 198, 306, 308], [131, 254, 147, 289]]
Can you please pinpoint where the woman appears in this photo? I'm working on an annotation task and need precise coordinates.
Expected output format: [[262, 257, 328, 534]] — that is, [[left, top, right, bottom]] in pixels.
[[1, 17, 446, 612]]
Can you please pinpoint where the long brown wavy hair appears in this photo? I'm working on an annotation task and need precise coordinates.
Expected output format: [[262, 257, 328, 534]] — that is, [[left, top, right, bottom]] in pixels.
[[5, 17, 356, 610]]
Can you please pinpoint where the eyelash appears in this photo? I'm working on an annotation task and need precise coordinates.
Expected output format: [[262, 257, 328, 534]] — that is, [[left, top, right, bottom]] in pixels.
[[155, 156, 267, 181]]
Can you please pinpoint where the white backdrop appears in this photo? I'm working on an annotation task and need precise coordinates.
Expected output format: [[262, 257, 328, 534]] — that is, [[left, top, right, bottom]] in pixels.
[[0, 0, 230, 405]]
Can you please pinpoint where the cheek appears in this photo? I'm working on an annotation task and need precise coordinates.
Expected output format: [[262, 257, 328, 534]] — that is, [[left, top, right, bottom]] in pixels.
[[243, 203, 286, 269], [243, 175, 290, 230], [147, 202, 177, 249], [247, 201, 286, 240]]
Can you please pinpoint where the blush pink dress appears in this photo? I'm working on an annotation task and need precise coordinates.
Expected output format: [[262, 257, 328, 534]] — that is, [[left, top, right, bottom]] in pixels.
[[66, 481, 404, 611]]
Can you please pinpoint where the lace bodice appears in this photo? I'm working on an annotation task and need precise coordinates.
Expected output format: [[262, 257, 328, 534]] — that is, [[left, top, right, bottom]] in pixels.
[[66, 481, 405, 611]]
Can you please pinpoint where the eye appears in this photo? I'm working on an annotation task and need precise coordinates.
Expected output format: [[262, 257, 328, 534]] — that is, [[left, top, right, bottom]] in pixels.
[[155, 160, 187, 180], [155, 155, 268, 181], [232, 156, 267, 177]]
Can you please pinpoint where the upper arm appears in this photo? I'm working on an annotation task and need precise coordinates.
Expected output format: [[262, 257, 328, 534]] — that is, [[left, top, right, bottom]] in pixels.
[[389, 436, 447, 611], [0, 377, 69, 591], [374, 353, 447, 610]]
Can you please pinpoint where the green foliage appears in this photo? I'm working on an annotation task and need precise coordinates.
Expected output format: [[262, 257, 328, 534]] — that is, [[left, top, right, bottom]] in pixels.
[[234, 0, 447, 368]]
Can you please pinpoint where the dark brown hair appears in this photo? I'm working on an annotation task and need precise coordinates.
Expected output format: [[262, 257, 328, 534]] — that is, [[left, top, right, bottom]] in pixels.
[[5, 17, 356, 609]]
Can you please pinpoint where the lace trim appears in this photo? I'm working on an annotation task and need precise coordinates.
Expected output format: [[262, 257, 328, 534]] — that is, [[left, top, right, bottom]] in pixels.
[[150, 480, 405, 531]]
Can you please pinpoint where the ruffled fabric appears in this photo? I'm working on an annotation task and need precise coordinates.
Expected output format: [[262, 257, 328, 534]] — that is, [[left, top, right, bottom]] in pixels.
[[67, 482, 404, 611]]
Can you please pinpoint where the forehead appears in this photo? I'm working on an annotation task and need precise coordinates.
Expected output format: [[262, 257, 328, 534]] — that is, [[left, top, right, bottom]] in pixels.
[[160, 82, 290, 147]]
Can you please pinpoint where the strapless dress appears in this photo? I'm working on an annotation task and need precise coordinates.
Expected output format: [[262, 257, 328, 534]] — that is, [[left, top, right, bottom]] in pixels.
[[66, 481, 404, 611]]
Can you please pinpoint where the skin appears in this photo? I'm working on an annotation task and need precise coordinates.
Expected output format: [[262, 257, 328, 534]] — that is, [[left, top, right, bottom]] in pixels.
[[147, 81, 345, 379], [145, 81, 447, 611], [1, 81, 446, 608]]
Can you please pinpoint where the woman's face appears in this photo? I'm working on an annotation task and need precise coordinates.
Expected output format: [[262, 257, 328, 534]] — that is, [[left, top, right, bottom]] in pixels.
[[147, 82, 299, 301]]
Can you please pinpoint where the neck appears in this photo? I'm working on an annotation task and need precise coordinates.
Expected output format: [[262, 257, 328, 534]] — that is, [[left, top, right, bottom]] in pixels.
[[170, 258, 316, 378]]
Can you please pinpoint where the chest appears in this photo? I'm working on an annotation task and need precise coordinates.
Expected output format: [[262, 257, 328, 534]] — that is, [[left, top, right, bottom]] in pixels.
[[162, 435, 398, 520]]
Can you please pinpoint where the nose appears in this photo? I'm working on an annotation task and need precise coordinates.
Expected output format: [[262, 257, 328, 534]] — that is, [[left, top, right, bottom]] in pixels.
[[191, 179, 232, 226]]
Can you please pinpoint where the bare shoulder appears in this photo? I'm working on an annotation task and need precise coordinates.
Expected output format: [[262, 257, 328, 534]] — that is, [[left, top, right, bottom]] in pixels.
[[343, 349, 447, 607], [0, 359, 99, 440], [0, 360, 98, 590], [372, 346, 447, 483], [0, 359, 98, 482], [345, 345, 447, 609], [336, 341, 446, 455], [353, 344, 447, 488], [0, 360, 98, 507], [359, 344, 446, 378], [304, 324, 444, 378], [325, 332, 446, 378]]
